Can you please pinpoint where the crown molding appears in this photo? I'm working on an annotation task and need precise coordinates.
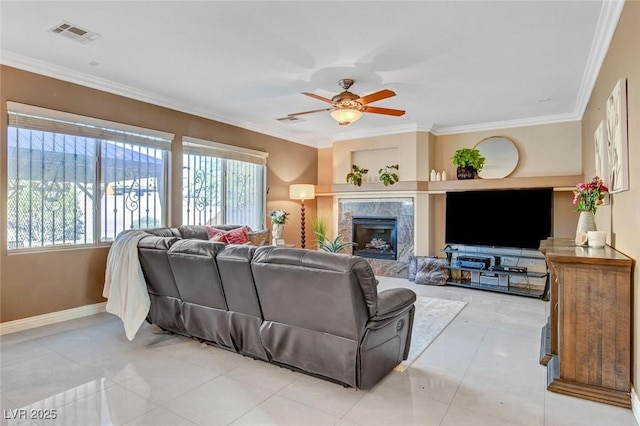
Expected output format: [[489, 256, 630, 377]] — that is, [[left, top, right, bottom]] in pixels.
[[573, 0, 625, 119], [1, 0, 624, 151], [0, 50, 319, 148], [432, 113, 580, 136]]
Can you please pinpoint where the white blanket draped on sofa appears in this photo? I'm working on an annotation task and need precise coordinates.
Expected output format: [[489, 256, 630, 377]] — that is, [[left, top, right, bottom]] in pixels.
[[103, 230, 149, 341]]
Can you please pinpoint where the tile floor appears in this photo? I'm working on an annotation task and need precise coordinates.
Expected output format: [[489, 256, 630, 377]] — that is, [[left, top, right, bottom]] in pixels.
[[1, 277, 637, 426]]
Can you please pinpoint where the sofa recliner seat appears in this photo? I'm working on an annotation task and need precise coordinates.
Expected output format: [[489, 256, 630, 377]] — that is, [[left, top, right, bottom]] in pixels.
[[136, 225, 416, 389]]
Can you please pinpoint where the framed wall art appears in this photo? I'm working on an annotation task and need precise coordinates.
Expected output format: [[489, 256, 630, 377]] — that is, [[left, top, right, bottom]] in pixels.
[[594, 120, 608, 186], [605, 78, 629, 193]]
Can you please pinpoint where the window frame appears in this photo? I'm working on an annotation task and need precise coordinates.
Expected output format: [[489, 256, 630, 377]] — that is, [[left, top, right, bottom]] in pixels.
[[6, 102, 174, 252], [182, 136, 268, 229]]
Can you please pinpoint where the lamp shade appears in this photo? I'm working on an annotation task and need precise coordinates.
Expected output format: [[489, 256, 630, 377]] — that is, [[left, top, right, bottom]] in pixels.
[[289, 184, 315, 200], [330, 108, 363, 125]]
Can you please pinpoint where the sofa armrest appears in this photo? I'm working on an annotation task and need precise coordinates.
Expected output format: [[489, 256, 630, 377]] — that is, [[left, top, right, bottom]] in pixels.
[[373, 288, 416, 320], [138, 235, 180, 250]]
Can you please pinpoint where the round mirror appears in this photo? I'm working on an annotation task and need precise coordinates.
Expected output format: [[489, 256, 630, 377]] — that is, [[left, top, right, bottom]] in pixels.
[[475, 136, 519, 179]]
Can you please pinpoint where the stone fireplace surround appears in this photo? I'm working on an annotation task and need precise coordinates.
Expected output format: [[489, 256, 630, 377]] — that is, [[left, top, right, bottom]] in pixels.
[[338, 198, 414, 278]]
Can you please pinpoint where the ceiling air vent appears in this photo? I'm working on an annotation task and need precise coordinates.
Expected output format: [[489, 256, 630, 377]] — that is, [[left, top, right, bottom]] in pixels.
[[276, 116, 303, 123], [49, 21, 101, 44]]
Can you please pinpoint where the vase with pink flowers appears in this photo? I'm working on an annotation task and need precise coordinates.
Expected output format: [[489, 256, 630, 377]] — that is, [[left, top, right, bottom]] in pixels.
[[572, 176, 608, 244]]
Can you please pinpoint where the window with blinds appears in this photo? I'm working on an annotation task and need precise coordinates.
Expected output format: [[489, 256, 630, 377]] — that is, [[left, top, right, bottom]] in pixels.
[[6, 102, 173, 250], [182, 137, 267, 230]]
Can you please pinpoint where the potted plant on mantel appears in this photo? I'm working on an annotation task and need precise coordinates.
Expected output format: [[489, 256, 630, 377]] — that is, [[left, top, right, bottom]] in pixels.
[[379, 164, 399, 186], [346, 164, 369, 186], [451, 148, 485, 180]]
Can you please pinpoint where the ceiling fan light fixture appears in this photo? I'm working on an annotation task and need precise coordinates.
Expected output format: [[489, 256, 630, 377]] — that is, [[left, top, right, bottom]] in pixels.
[[330, 99, 364, 125], [330, 108, 363, 125]]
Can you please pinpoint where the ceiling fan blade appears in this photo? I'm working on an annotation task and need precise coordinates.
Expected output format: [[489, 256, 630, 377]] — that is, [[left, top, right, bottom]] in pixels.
[[363, 106, 406, 116], [302, 92, 334, 104], [287, 108, 332, 117], [357, 89, 396, 105]]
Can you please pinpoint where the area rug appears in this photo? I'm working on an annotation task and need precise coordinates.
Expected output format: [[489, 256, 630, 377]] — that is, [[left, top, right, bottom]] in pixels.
[[394, 296, 467, 372]]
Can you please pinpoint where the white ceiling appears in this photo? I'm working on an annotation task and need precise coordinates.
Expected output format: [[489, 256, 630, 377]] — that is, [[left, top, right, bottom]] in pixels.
[[0, 1, 624, 148]]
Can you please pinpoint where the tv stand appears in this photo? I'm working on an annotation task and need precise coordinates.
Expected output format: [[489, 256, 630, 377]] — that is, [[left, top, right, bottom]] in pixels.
[[442, 246, 548, 299]]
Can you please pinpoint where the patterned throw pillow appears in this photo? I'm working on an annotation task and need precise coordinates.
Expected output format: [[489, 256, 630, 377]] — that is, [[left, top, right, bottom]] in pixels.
[[409, 255, 439, 281], [222, 226, 250, 244], [414, 258, 450, 286], [206, 227, 226, 242], [209, 233, 226, 242]]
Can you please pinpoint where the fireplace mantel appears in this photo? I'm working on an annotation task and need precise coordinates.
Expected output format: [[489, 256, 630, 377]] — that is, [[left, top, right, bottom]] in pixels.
[[316, 175, 582, 196]]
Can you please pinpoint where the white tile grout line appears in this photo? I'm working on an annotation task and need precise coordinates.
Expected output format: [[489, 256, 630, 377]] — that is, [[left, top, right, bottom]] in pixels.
[[435, 302, 496, 425]]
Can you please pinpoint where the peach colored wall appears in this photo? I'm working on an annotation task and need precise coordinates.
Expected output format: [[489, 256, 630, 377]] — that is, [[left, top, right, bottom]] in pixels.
[[580, 1, 640, 388], [416, 131, 436, 181], [0, 65, 317, 322], [317, 148, 334, 186], [434, 121, 582, 179], [316, 148, 334, 243]]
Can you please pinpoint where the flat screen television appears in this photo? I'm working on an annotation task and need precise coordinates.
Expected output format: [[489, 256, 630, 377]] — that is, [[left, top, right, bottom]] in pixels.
[[445, 188, 553, 249]]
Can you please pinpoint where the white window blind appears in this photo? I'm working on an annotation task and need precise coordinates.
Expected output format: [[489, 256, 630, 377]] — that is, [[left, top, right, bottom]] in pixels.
[[7, 102, 173, 249], [182, 137, 267, 229], [183, 136, 268, 165], [7, 101, 173, 148]]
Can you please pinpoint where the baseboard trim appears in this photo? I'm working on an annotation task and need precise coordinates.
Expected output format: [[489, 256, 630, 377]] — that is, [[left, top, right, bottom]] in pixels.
[[0, 302, 107, 335], [631, 387, 640, 424]]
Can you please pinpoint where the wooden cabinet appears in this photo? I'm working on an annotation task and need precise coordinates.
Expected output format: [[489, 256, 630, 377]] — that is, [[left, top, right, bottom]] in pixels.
[[539, 237, 633, 408]]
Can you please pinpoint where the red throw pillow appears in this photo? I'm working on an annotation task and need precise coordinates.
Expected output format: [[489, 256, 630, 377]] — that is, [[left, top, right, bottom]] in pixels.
[[222, 226, 250, 244], [209, 232, 225, 242], [206, 227, 226, 240]]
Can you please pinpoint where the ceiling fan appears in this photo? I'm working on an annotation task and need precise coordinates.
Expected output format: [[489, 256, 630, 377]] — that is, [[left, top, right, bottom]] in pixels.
[[288, 79, 405, 125]]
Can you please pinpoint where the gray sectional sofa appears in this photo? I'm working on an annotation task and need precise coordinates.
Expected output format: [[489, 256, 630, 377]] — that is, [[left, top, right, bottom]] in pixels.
[[137, 225, 416, 389]]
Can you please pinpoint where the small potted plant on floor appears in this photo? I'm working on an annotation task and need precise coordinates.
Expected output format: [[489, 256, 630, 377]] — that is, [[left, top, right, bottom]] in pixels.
[[320, 235, 355, 254], [451, 148, 485, 180], [311, 217, 327, 250]]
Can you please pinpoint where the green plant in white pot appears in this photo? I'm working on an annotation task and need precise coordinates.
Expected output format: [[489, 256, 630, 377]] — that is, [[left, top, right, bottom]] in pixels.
[[268, 209, 289, 241], [451, 148, 485, 180]]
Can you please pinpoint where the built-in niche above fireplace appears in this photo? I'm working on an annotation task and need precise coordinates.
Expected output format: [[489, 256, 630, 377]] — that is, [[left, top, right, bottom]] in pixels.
[[352, 217, 398, 260]]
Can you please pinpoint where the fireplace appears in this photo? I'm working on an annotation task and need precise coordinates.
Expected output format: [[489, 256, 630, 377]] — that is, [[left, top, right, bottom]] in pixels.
[[352, 216, 398, 260]]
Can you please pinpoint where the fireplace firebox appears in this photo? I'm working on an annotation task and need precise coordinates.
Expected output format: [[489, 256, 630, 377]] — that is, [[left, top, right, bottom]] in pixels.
[[352, 217, 398, 260]]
